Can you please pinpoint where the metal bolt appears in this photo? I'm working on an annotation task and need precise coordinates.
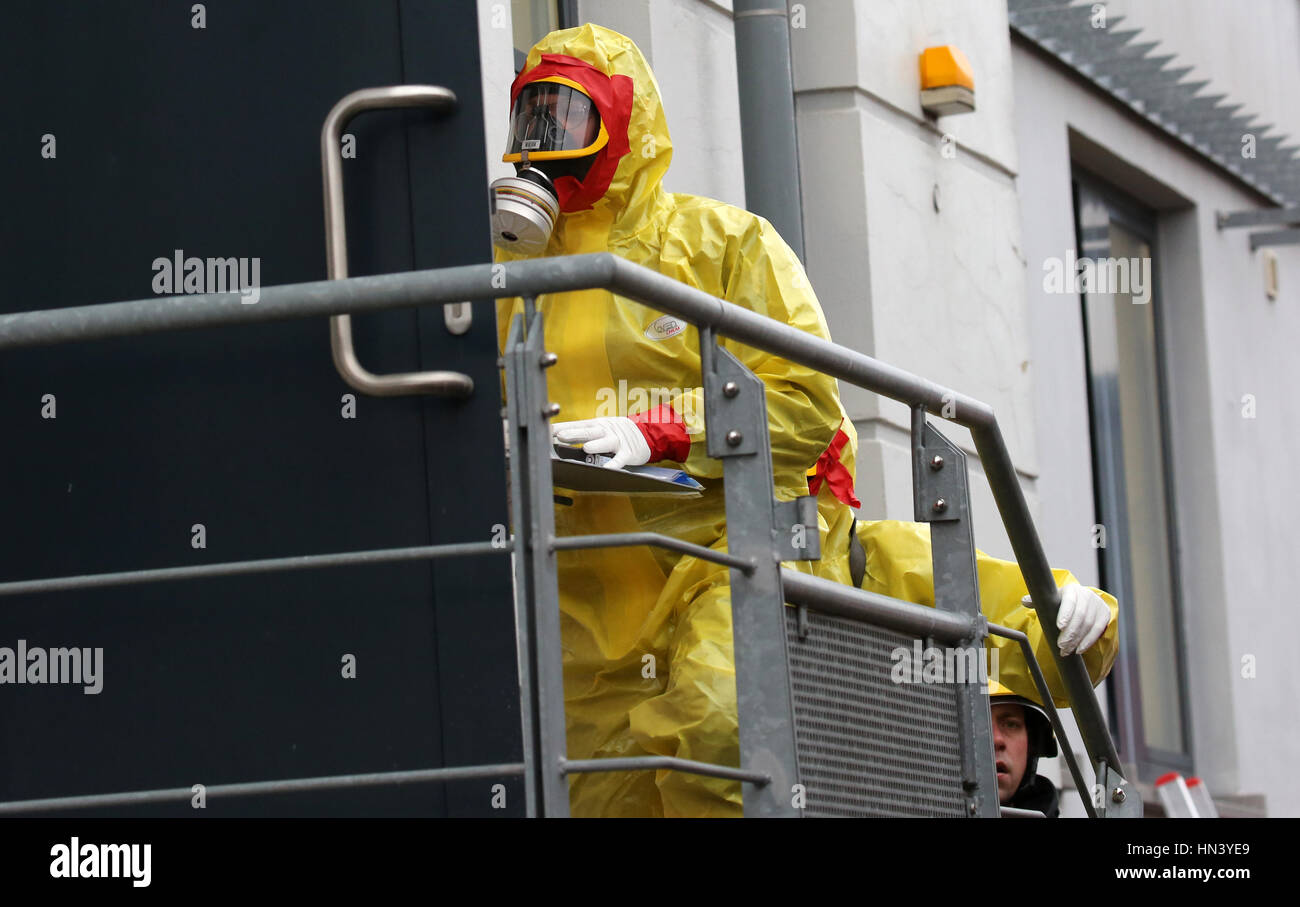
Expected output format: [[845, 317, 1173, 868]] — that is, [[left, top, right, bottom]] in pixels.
[[930, 455, 944, 471], [1111, 787, 1126, 804], [725, 430, 743, 447], [543, 403, 561, 418], [722, 381, 740, 398], [540, 352, 558, 367], [932, 498, 947, 514]]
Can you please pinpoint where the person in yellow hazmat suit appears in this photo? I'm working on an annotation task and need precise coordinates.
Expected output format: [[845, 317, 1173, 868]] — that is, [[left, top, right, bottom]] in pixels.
[[492, 24, 1118, 818]]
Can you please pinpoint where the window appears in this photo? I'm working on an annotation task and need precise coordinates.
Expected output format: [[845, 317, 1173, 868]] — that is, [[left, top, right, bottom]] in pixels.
[[512, 0, 577, 72], [1073, 175, 1193, 780]]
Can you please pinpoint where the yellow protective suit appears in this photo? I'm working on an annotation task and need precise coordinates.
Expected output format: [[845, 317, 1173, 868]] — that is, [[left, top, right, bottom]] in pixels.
[[496, 24, 1117, 818], [819, 428, 1118, 709], [853, 518, 1117, 707]]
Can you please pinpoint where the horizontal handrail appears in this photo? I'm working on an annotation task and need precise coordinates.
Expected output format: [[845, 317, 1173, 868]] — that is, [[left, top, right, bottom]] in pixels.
[[561, 757, 770, 785], [781, 568, 977, 644], [0, 539, 511, 598], [0, 762, 525, 815], [553, 532, 755, 573], [0, 251, 1122, 775]]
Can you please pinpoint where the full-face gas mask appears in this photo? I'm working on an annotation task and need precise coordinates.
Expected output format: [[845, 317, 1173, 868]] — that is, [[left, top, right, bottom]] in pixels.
[[490, 76, 605, 254]]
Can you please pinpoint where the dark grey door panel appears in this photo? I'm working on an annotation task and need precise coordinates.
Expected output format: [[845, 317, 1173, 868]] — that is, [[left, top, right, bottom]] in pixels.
[[0, 0, 518, 816]]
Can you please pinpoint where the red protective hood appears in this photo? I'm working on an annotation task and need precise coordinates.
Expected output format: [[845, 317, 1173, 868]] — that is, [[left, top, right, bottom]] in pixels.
[[509, 53, 634, 212]]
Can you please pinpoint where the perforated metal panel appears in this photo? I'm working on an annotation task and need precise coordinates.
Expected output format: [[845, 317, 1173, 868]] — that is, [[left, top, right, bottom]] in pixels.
[[786, 609, 966, 816]]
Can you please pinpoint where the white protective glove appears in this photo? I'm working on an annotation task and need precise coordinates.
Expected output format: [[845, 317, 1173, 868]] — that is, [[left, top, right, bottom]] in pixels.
[[1023, 585, 1111, 656], [553, 417, 652, 470]]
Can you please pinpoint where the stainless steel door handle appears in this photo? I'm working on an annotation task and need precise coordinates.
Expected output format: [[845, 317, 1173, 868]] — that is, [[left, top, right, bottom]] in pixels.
[[321, 85, 474, 397]]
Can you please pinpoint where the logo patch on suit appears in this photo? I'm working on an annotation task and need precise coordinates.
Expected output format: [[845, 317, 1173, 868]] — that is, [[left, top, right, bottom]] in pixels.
[[644, 314, 686, 341]]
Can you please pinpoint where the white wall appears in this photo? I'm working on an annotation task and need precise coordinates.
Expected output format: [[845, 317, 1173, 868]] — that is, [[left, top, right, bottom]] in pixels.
[[793, 0, 1036, 562], [478, 0, 518, 187], [1013, 5, 1300, 815]]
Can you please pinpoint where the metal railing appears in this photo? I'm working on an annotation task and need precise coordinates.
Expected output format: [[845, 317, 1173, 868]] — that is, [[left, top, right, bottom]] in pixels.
[[0, 252, 1139, 817]]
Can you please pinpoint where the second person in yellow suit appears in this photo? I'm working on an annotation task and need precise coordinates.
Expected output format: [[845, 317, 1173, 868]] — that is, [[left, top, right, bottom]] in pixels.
[[493, 24, 1118, 817]]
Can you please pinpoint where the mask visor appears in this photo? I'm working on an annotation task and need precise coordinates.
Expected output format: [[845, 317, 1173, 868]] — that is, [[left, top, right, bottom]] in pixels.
[[503, 76, 608, 163]]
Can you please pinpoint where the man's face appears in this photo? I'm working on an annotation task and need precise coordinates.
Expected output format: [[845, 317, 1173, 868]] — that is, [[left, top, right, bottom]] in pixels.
[[992, 702, 1029, 804]]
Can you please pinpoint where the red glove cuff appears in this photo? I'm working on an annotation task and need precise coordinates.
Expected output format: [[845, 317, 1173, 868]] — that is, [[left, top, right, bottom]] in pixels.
[[630, 405, 691, 463], [808, 423, 861, 508]]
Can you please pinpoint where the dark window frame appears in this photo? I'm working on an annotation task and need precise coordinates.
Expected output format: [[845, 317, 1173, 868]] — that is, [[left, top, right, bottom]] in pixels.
[[557, 0, 578, 28], [1071, 170, 1194, 782]]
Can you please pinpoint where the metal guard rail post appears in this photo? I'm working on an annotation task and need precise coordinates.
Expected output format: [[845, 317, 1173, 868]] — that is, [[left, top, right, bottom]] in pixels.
[[0, 251, 1134, 814]]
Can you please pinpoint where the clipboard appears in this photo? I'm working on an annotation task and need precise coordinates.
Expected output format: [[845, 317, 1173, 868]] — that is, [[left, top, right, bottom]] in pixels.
[[550, 444, 704, 496]]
